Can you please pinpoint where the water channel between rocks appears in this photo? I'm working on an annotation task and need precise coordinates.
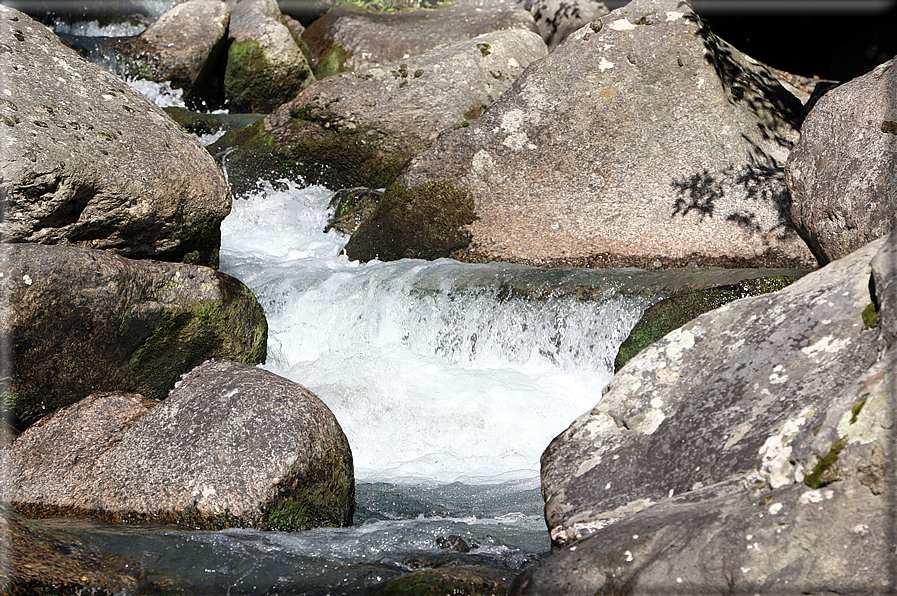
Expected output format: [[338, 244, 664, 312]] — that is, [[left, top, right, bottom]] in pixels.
[[27, 28, 811, 591]]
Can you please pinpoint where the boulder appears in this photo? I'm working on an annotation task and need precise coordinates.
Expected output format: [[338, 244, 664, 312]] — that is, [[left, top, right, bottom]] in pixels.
[[614, 274, 802, 371], [454, 0, 609, 50], [0, 5, 230, 269], [224, 0, 316, 113], [211, 27, 545, 195], [517, 230, 897, 593], [115, 0, 231, 106], [389, 0, 815, 269], [0, 243, 267, 428], [300, 4, 540, 78], [3, 361, 356, 531], [785, 55, 897, 266]]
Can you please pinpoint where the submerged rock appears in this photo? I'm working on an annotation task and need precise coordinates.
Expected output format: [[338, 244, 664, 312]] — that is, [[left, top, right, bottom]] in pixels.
[[3, 361, 356, 531], [0, 243, 267, 428], [516, 230, 897, 593], [224, 0, 316, 113], [0, 5, 230, 269], [786, 55, 897, 265], [395, 0, 815, 269]]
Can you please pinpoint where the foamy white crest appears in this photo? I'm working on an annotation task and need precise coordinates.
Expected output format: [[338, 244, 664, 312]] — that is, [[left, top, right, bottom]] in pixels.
[[52, 19, 147, 37], [126, 78, 185, 108], [220, 181, 646, 484]]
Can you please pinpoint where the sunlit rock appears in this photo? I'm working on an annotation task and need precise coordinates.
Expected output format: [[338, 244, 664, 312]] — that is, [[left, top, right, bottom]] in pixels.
[[0, 5, 230, 268], [394, 0, 816, 269], [786, 55, 897, 265], [3, 361, 355, 532]]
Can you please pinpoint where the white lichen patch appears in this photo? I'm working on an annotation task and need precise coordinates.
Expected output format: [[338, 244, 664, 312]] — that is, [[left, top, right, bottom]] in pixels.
[[798, 488, 833, 505], [22, 274, 32, 285], [664, 328, 695, 360], [507, 57, 520, 68], [635, 408, 666, 435], [696, 77, 705, 89], [610, 18, 637, 31], [801, 335, 850, 359], [769, 372, 788, 385], [503, 131, 535, 150], [472, 149, 495, 176], [575, 455, 603, 477], [758, 409, 814, 488], [599, 58, 615, 72], [666, 11, 685, 21], [768, 502, 783, 515], [500, 108, 526, 132]]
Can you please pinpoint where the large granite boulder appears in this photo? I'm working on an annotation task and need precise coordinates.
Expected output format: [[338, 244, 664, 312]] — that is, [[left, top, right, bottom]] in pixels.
[[211, 27, 545, 195], [301, 4, 539, 78], [0, 5, 230, 269], [3, 361, 356, 531], [382, 0, 815, 269], [785, 55, 897, 266], [115, 0, 231, 106], [513, 230, 896, 593], [224, 0, 316, 113], [0, 243, 267, 428]]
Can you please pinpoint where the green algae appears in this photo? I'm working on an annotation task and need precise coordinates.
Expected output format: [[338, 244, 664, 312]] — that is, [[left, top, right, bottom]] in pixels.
[[614, 276, 798, 371], [343, 181, 478, 262], [862, 302, 879, 329], [803, 436, 848, 489]]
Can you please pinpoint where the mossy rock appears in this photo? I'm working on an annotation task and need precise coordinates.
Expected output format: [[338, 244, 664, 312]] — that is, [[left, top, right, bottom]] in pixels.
[[614, 276, 799, 371], [370, 564, 513, 596], [224, 38, 314, 113], [343, 181, 478, 262], [209, 118, 413, 195]]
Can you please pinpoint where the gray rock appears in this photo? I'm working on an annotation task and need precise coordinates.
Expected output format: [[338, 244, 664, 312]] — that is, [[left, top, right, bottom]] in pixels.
[[0, 5, 230, 268], [3, 361, 356, 531], [785, 56, 897, 265], [115, 0, 231, 102], [395, 0, 815, 269], [266, 28, 547, 160], [300, 4, 540, 77], [540, 231, 886, 549], [454, 0, 609, 50], [224, 0, 316, 112], [0, 243, 267, 428]]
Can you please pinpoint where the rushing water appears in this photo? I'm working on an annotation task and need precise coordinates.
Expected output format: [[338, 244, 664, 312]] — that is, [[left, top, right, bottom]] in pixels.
[[27, 22, 791, 592]]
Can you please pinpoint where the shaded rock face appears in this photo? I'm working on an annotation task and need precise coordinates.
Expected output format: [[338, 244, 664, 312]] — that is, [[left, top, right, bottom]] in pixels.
[[301, 4, 540, 76], [265, 27, 547, 171], [0, 243, 267, 429], [0, 5, 231, 269], [397, 0, 815, 270], [224, 0, 316, 113], [516, 231, 897, 594], [3, 361, 356, 531], [115, 0, 231, 105], [785, 56, 897, 266], [0, 502, 155, 594]]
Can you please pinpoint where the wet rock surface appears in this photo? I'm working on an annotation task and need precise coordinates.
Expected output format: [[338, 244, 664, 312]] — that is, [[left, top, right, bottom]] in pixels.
[[786, 55, 897, 266], [0, 243, 267, 428], [396, 0, 815, 269], [0, 5, 230, 268], [3, 361, 355, 531], [224, 0, 316, 112]]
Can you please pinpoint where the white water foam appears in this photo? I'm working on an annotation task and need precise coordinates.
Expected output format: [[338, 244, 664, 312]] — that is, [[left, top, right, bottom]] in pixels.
[[220, 180, 645, 485]]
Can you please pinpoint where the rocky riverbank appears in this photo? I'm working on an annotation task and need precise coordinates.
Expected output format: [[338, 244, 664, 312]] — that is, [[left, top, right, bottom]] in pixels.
[[2, 0, 895, 592]]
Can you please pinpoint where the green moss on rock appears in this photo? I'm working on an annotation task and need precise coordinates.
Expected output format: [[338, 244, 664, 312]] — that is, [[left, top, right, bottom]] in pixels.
[[224, 38, 313, 113], [803, 436, 848, 489], [862, 302, 879, 329], [343, 182, 478, 262], [128, 283, 267, 401], [614, 276, 797, 371]]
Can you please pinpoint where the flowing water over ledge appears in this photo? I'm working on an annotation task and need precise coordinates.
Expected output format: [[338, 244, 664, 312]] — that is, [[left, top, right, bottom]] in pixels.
[[28, 177, 807, 594]]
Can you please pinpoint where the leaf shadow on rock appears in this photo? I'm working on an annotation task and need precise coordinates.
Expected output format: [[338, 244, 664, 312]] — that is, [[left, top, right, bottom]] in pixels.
[[670, 165, 799, 241]]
